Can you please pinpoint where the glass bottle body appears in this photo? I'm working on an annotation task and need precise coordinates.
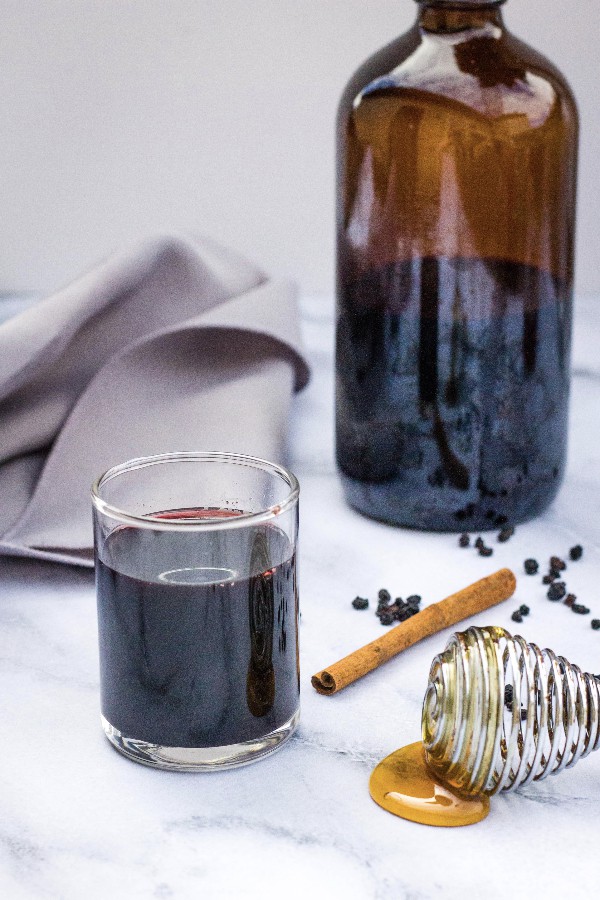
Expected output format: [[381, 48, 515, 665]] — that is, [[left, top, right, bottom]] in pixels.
[[336, 1, 578, 530]]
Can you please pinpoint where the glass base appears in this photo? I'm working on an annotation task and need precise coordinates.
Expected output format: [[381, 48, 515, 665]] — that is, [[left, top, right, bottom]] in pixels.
[[101, 710, 300, 771]]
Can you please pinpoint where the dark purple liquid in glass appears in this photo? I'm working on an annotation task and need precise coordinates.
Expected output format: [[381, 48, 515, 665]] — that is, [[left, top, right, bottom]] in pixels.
[[96, 509, 299, 748]]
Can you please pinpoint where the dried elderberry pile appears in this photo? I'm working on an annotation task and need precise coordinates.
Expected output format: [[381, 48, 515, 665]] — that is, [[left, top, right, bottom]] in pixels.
[[457, 530, 594, 629], [525, 546, 593, 622], [534, 549, 591, 617], [351, 588, 422, 626], [375, 590, 422, 626]]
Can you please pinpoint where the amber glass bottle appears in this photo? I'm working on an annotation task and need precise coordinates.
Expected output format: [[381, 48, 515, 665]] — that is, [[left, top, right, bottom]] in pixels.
[[336, 0, 578, 531]]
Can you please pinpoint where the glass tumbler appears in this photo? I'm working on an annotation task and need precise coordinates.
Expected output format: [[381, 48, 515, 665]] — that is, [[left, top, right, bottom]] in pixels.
[[91, 452, 300, 771]]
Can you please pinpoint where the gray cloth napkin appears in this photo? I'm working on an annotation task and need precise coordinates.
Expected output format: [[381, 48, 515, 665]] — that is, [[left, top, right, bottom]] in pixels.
[[0, 235, 310, 567]]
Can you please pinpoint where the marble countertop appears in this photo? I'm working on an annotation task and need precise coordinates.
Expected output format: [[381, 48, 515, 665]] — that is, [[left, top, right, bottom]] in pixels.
[[2, 293, 600, 899]]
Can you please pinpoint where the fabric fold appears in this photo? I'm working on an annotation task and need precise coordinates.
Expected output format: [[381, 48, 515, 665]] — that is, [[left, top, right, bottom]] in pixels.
[[0, 235, 310, 567]]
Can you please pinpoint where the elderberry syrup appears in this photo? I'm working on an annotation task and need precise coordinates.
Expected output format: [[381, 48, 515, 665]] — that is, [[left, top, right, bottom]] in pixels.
[[336, 0, 578, 531], [96, 513, 299, 750], [337, 258, 572, 529]]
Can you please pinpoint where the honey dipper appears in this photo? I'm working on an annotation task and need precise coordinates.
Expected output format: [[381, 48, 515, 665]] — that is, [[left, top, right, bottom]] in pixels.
[[370, 626, 600, 826]]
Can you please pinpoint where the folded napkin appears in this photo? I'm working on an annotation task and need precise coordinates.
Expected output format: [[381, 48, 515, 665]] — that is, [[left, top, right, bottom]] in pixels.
[[0, 235, 310, 567]]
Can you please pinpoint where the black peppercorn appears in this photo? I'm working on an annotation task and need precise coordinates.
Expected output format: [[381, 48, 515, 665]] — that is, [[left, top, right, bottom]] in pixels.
[[519, 604, 530, 616], [570, 545, 583, 561], [511, 610, 523, 623], [524, 559, 539, 576], [591, 620, 600, 631]]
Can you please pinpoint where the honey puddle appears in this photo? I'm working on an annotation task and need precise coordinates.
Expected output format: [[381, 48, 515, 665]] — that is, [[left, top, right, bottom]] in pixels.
[[369, 741, 490, 827]]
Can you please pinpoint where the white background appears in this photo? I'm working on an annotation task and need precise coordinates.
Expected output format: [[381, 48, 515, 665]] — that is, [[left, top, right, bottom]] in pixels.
[[1, 0, 598, 295]]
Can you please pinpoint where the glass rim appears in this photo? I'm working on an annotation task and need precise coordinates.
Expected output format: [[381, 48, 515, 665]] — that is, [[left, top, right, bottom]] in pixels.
[[91, 451, 300, 532]]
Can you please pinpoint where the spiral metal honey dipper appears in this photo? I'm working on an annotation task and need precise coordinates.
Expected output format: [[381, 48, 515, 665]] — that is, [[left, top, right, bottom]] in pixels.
[[422, 625, 600, 797]]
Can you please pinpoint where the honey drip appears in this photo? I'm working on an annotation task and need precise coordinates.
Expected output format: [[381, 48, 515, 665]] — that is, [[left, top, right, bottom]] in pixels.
[[369, 742, 490, 827]]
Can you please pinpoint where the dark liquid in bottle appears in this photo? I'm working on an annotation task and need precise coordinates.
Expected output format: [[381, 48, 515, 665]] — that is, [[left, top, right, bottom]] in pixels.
[[96, 510, 299, 748], [336, 257, 572, 531]]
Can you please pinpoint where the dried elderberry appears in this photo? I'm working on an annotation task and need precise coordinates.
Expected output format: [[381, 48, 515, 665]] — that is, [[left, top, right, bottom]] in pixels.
[[479, 546, 493, 558], [524, 559, 539, 575], [547, 581, 566, 601], [570, 545, 583, 561], [388, 597, 403, 614], [352, 596, 369, 610], [564, 593, 576, 607], [475, 537, 484, 550], [511, 610, 523, 623], [519, 605, 530, 616], [378, 589, 391, 605], [591, 619, 600, 631], [498, 526, 515, 543], [542, 573, 557, 585], [459, 533, 470, 548], [571, 604, 590, 615], [504, 684, 514, 710], [393, 601, 411, 623], [550, 556, 566, 571]]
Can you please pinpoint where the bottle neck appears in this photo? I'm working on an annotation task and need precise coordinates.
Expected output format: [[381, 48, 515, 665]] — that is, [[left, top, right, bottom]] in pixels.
[[416, 1, 505, 32]]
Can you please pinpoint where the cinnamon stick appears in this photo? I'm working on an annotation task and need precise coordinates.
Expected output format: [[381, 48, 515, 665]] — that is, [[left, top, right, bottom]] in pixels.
[[311, 568, 516, 696]]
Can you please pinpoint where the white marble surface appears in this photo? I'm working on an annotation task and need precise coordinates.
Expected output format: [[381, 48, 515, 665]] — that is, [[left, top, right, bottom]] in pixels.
[[2, 293, 600, 899]]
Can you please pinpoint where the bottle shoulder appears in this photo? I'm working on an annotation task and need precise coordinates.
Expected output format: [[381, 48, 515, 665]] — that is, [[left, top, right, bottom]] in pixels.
[[338, 27, 421, 122], [339, 25, 578, 133], [504, 32, 579, 124]]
